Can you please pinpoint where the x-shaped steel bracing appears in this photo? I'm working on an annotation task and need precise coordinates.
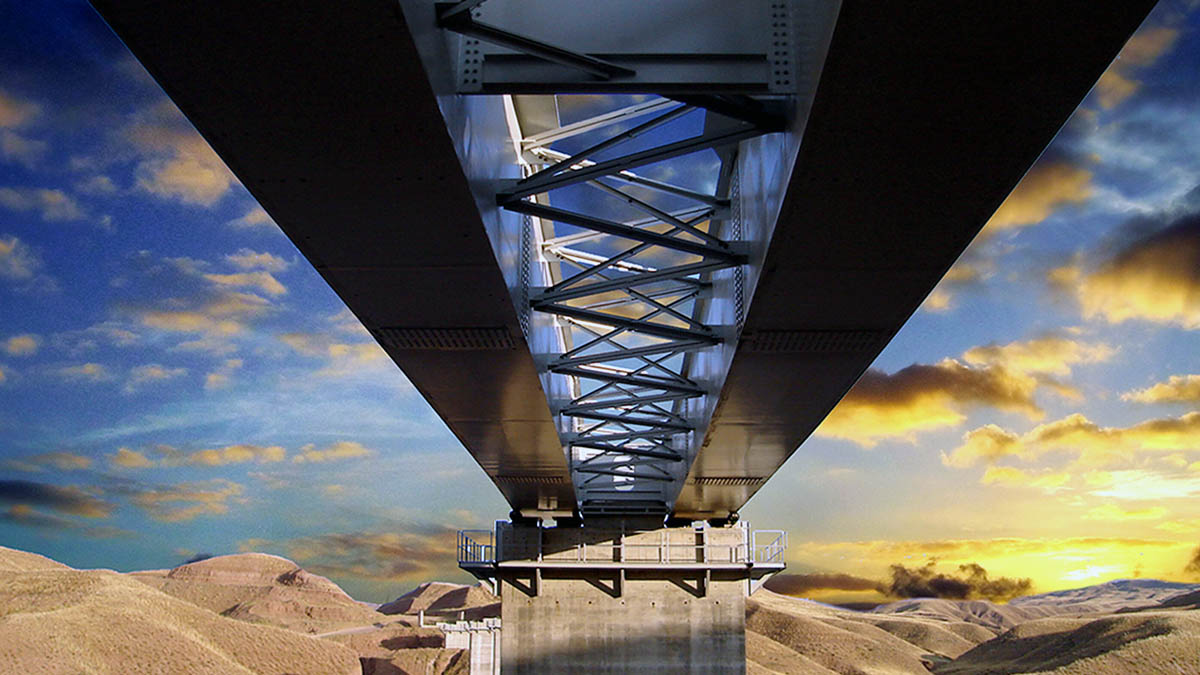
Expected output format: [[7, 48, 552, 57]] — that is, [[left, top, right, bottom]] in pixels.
[[498, 97, 779, 517]]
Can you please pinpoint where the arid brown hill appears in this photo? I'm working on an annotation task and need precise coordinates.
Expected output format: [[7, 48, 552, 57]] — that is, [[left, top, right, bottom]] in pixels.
[[0, 545, 360, 675], [936, 612, 1200, 674], [869, 597, 1054, 633], [379, 580, 499, 619], [130, 552, 383, 634], [746, 590, 998, 673]]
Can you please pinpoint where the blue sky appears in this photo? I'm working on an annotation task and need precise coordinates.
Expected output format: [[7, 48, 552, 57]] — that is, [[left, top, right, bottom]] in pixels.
[[2, 1, 1199, 602]]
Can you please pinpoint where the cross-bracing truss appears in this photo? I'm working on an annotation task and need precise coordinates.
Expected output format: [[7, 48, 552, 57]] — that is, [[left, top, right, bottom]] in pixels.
[[498, 96, 781, 517]]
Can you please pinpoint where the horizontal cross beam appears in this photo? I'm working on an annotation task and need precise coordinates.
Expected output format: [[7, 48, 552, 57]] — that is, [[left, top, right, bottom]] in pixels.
[[560, 391, 694, 414], [571, 442, 683, 461], [566, 411, 694, 432], [534, 260, 734, 304], [504, 201, 739, 261], [498, 123, 761, 201], [551, 366, 704, 395], [574, 467, 675, 481], [534, 303, 719, 343], [551, 339, 710, 368], [437, 3, 635, 80]]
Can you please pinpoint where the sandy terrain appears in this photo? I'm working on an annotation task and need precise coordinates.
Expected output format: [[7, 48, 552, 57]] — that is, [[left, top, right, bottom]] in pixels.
[[937, 612, 1200, 674], [324, 623, 469, 675], [5, 544, 1198, 674], [0, 546, 360, 674], [378, 580, 500, 619], [131, 552, 384, 634], [0, 546, 71, 572], [746, 590, 995, 673], [869, 597, 1050, 633], [1151, 589, 1200, 611], [748, 581, 1200, 674]]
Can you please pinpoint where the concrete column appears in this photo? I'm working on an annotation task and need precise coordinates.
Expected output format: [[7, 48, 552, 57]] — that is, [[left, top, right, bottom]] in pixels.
[[493, 526, 763, 673], [439, 618, 502, 675], [501, 570, 745, 672]]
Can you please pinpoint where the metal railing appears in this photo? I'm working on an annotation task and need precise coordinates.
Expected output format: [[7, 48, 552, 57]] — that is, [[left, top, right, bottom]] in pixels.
[[458, 524, 786, 566], [751, 529, 787, 564], [458, 529, 496, 564], [566, 538, 745, 564]]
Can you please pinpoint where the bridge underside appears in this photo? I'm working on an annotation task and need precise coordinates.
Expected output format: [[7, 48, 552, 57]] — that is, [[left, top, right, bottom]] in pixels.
[[95, 1, 1155, 671], [92, 0, 1155, 524]]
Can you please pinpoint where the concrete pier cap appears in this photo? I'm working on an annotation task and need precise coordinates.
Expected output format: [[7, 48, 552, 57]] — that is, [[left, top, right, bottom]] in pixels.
[[458, 518, 786, 672]]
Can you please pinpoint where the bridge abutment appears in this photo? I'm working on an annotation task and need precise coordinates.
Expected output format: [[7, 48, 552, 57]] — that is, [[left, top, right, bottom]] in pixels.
[[460, 523, 785, 673]]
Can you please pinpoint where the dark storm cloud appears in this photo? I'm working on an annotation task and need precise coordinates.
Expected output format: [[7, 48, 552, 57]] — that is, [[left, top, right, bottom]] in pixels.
[[1, 503, 131, 539], [1070, 211, 1200, 329], [1, 503, 77, 530], [763, 573, 885, 596], [888, 561, 1032, 601], [1186, 545, 1200, 578], [0, 479, 113, 517], [817, 359, 1042, 446]]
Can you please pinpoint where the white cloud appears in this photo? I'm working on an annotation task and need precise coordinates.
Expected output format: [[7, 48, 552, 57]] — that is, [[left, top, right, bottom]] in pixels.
[[226, 205, 275, 230], [0, 89, 40, 127], [3, 334, 39, 356], [130, 479, 244, 522], [0, 235, 39, 280], [292, 441, 373, 464], [0, 235, 55, 293], [0, 187, 85, 222], [75, 175, 118, 195], [1123, 375, 1200, 405], [225, 249, 289, 273], [110, 447, 154, 469], [279, 332, 389, 377], [202, 271, 287, 296], [124, 363, 187, 393], [1, 131, 48, 169], [961, 336, 1114, 377], [203, 358, 243, 391], [56, 363, 112, 383], [127, 102, 235, 206]]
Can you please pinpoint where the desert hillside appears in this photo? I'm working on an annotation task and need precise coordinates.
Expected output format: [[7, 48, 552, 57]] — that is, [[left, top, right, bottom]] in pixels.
[[936, 612, 1200, 674], [0, 545, 71, 572], [4, 544, 1199, 674], [746, 590, 997, 673], [868, 597, 1048, 633], [747, 580, 1200, 674], [0, 546, 476, 675], [0, 546, 361, 675], [378, 580, 499, 619], [130, 552, 383, 634]]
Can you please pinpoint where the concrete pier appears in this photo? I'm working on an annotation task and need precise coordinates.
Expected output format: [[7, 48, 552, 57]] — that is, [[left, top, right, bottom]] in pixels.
[[439, 618, 501, 675], [459, 523, 785, 673]]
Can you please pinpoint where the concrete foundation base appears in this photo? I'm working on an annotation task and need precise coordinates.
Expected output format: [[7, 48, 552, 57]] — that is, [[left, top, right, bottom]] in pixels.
[[460, 524, 783, 673], [439, 618, 501, 675], [501, 568, 746, 673]]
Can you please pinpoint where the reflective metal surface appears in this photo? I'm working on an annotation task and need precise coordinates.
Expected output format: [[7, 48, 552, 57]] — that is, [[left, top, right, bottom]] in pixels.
[[92, 0, 1155, 521]]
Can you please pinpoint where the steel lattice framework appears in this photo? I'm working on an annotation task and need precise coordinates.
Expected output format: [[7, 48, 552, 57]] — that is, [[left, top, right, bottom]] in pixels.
[[496, 97, 781, 517], [429, 0, 802, 519]]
